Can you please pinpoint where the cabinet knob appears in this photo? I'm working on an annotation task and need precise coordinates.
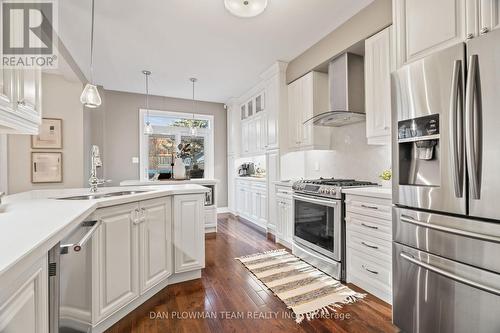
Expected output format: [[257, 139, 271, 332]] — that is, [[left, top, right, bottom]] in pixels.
[[466, 33, 474, 40], [17, 100, 25, 106], [480, 27, 489, 35]]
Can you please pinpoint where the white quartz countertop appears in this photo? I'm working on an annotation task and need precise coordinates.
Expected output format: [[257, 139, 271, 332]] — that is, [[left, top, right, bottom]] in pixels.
[[120, 179, 218, 186], [273, 180, 294, 187], [235, 176, 266, 182], [0, 185, 208, 279], [342, 186, 392, 200]]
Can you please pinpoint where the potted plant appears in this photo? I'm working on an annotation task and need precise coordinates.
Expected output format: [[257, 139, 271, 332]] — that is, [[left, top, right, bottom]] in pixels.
[[379, 169, 392, 188]]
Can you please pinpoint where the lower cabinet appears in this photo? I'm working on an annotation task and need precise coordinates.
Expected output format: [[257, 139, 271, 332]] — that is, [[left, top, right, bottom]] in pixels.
[[173, 195, 205, 273], [345, 194, 392, 304], [275, 185, 294, 248], [234, 179, 267, 229], [92, 202, 140, 323], [91, 194, 203, 325], [139, 197, 173, 294], [0, 255, 48, 333]]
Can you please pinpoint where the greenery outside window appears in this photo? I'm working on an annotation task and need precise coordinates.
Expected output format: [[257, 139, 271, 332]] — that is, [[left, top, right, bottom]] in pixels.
[[140, 109, 214, 180]]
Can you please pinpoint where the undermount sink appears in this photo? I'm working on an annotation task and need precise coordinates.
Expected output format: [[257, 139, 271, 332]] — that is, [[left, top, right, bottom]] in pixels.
[[57, 190, 149, 200]]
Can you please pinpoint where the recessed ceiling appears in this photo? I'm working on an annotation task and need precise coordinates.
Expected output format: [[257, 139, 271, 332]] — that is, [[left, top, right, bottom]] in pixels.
[[57, 0, 373, 103]]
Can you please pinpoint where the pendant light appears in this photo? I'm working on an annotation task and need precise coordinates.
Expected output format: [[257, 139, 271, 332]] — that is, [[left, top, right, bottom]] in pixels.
[[224, 0, 268, 18], [80, 0, 102, 108], [143, 70, 153, 135], [189, 78, 198, 136]]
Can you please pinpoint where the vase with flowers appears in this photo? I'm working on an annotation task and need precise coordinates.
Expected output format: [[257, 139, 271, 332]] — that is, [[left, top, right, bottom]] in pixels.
[[379, 169, 392, 188]]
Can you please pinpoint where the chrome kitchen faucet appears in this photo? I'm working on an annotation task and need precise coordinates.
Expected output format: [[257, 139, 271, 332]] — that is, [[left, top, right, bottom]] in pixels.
[[89, 145, 110, 192]]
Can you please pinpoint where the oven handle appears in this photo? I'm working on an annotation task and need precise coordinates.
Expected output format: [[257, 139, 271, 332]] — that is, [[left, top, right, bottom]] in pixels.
[[293, 194, 339, 207]]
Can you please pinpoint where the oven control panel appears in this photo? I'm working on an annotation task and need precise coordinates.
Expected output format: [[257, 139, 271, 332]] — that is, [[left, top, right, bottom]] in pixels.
[[292, 182, 340, 199]]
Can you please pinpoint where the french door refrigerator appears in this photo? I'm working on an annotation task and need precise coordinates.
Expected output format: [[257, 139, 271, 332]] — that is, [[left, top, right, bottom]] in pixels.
[[392, 28, 500, 333]]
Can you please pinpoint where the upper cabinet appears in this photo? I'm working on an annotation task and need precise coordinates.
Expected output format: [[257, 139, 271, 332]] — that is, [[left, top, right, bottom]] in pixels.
[[230, 62, 287, 157], [287, 71, 330, 151], [394, 0, 500, 67], [0, 67, 42, 135], [365, 27, 392, 145]]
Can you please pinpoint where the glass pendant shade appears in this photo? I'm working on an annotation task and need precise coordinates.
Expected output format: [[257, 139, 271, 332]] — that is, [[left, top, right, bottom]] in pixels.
[[144, 121, 154, 135], [80, 83, 102, 108], [224, 0, 268, 18]]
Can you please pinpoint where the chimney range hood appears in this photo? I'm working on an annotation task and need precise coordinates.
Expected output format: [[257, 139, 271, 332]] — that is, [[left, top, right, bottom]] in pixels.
[[305, 53, 365, 127]]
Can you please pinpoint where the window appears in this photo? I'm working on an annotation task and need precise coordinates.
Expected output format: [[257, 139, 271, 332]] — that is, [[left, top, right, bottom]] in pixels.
[[139, 109, 214, 180]]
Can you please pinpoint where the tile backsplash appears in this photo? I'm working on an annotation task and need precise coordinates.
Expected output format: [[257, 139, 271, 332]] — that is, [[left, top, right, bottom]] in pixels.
[[281, 122, 391, 183]]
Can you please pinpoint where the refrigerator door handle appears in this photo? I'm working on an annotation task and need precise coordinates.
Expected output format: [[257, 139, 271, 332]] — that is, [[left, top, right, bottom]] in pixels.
[[400, 252, 500, 296], [450, 59, 464, 198], [465, 54, 482, 200]]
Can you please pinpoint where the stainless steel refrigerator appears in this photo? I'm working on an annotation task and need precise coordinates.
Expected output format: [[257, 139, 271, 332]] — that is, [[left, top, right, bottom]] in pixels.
[[392, 28, 500, 333]]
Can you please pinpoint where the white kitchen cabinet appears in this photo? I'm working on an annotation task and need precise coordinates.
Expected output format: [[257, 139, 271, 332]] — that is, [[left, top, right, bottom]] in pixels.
[[275, 185, 294, 248], [0, 255, 48, 333], [173, 195, 205, 273], [394, 0, 500, 67], [234, 179, 268, 228], [345, 194, 392, 304], [0, 67, 42, 135], [138, 197, 173, 294], [365, 27, 392, 145], [287, 71, 330, 151], [266, 150, 280, 234], [393, 0, 467, 66], [241, 121, 249, 154], [92, 202, 140, 323]]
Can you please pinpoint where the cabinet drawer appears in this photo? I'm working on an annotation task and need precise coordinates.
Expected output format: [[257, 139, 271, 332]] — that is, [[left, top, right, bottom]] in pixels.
[[345, 195, 392, 220], [347, 247, 392, 296], [346, 212, 392, 241], [346, 229, 392, 263]]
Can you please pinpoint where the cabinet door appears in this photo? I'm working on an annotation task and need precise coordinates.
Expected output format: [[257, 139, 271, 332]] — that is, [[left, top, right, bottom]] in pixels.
[[237, 185, 245, 214], [240, 104, 246, 120], [299, 73, 313, 147], [265, 87, 278, 149], [365, 27, 392, 144], [283, 200, 294, 244], [244, 186, 252, 217], [260, 114, 269, 151], [259, 191, 267, 226], [287, 80, 299, 148], [253, 117, 261, 153], [266, 151, 280, 232], [173, 195, 205, 273], [15, 68, 42, 120], [394, 0, 466, 65], [241, 121, 249, 154], [0, 255, 48, 333], [275, 200, 284, 238], [480, 0, 500, 32], [92, 203, 139, 322], [139, 197, 173, 294], [0, 68, 14, 110]]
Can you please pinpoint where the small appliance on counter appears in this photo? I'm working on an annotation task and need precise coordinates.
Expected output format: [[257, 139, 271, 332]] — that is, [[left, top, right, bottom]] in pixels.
[[238, 163, 255, 177]]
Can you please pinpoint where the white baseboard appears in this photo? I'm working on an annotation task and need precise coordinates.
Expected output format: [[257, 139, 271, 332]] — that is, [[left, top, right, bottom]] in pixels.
[[205, 225, 217, 233], [217, 207, 230, 214]]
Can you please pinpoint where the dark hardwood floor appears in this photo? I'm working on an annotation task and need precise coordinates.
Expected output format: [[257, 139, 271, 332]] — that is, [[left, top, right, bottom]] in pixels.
[[106, 214, 398, 333]]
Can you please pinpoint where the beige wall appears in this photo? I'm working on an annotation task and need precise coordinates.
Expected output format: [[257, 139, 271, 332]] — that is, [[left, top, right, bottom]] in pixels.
[[8, 73, 85, 193], [93, 90, 228, 207], [286, 0, 392, 83]]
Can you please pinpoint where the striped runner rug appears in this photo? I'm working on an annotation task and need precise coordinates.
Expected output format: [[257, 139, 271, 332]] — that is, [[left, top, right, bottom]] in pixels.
[[236, 249, 365, 323]]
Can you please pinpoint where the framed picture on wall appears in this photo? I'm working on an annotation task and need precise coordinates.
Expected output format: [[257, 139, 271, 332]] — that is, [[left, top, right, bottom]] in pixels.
[[31, 152, 63, 183], [32, 118, 63, 149]]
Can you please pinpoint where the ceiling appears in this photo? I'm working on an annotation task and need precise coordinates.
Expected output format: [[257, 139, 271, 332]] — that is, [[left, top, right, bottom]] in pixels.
[[57, 0, 373, 103]]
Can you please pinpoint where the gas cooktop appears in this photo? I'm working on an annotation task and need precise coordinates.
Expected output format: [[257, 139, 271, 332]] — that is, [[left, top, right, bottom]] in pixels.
[[292, 177, 379, 199]]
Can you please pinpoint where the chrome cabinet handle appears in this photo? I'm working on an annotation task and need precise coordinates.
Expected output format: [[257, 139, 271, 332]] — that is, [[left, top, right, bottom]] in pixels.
[[400, 252, 500, 296], [362, 265, 378, 275], [465, 54, 481, 200], [17, 100, 25, 106], [361, 204, 378, 210], [361, 241, 379, 249], [60, 220, 101, 253], [361, 222, 378, 230], [449, 59, 464, 198], [480, 27, 489, 35], [466, 33, 474, 40], [131, 209, 141, 224]]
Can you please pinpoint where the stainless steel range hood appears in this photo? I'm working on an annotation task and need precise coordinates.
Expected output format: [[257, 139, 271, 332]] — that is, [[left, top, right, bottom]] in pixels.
[[305, 53, 365, 127]]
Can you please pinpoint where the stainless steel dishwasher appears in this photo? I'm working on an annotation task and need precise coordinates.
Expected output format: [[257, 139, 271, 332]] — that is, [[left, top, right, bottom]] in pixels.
[[48, 219, 100, 333]]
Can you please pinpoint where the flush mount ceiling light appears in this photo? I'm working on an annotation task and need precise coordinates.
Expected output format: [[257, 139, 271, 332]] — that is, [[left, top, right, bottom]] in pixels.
[[224, 0, 268, 18], [80, 0, 102, 108]]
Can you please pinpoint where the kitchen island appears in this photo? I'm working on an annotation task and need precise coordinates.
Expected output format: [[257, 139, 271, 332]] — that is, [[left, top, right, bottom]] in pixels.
[[0, 184, 208, 333]]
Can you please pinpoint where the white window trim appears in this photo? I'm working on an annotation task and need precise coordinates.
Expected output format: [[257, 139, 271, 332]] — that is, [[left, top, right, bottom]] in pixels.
[[139, 109, 214, 181]]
